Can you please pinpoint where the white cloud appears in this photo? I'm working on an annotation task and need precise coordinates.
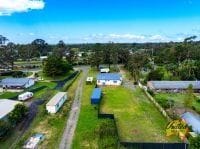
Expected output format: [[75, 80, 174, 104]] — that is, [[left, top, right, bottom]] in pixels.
[[82, 33, 169, 43], [0, 0, 45, 16]]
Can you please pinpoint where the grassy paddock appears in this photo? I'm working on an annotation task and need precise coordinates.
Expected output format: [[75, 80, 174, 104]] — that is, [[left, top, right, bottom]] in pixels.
[[72, 68, 118, 149], [100, 87, 180, 143]]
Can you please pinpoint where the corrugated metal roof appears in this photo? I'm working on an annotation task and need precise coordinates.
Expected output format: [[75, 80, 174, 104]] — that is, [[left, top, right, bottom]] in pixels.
[[149, 81, 200, 89], [0, 99, 21, 119], [91, 88, 101, 99], [97, 73, 121, 80], [181, 112, 200, 134], [46, 92, 67, 106], [0, 78, 32, 86]]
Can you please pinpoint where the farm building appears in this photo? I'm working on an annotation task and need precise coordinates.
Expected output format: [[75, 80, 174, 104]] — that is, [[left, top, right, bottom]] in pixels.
[[18, 92, 33, 101], [0, 99, 21, 120], [147, 81, 200, 92], [91, 88, 102, 104], [0, 78, 35, 89], [97, 73, 122, 86], [46, 92, 67, 114], [181, 112, 200, 134]]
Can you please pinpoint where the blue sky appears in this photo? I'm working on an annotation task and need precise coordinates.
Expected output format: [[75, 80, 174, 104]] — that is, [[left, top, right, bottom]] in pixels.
[[0, 0, 200, 43]]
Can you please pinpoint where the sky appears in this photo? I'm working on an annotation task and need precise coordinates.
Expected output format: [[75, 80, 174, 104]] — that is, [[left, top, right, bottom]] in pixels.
[[1, 0, 200, 44]]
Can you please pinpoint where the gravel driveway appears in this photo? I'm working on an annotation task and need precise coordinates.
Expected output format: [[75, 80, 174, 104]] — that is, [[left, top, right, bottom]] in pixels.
[[59, 66, 89, 149]]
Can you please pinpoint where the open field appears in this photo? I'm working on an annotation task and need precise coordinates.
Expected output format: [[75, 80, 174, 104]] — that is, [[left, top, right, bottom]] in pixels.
[[154, 93, 200, 114], [72, 68, 118, 149], [100, 87, 180, 143]]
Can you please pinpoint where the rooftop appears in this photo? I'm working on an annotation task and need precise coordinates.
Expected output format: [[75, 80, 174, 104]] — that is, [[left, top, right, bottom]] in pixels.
[[0, 78, 32, 86], [181, 112, 200, 134], [148, 81, 200, 90], [97, 73, 121, 81], [0, 99, 21, 119], [46, 92, 67, 106]]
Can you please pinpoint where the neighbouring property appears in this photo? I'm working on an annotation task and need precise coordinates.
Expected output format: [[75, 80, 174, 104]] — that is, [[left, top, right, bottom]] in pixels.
[[147, 81, 200, 92], [97, 73, 122, 86], [0, 99, 21, 120], [18, 92, 33, 101], [23, 133, 45, 149], [0, 78, 35, 89], [46, 92, 67, 114], [181, 112, 200, 134], [91, 88, 102, 104]]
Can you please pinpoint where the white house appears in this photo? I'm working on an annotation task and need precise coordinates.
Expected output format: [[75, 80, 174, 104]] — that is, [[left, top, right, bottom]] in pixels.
[[100, 68, 110, 73], [0, 78, 35, 89], [97, 73, 122, 86], [46, 92, 67, 114], [18, 92, 33, 101], [0, 99, 21, 120]]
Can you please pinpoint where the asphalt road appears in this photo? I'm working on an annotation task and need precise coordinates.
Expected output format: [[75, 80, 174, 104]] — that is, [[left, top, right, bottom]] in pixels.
[[59, 66, 89, 149]]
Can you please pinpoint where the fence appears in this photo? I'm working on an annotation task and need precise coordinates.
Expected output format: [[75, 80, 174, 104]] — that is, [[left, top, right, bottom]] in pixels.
[[138, 82, 171, 121]]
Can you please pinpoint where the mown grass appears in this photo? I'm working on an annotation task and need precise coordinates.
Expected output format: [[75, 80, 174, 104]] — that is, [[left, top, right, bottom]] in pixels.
[[100, 87, 180, 143], [0, 92, 19, 99], [38, 70, 74, 81], [72, 68, 118, 149], [154, 93, 200, 113]]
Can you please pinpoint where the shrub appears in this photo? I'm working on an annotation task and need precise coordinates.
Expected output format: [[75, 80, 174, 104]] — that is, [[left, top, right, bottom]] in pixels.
[[147, 89, 154, 96], [189, 135, 200, 149], [0, 120, 11, 139], [8, 104, 28, 126]]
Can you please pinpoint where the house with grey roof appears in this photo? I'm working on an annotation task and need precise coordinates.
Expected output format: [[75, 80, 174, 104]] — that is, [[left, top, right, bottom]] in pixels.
[[0, 78, 35, 89], [147, 81, 200, 92]]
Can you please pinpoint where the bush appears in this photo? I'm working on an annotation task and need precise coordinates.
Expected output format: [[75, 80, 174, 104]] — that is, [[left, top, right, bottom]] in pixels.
[[156, 98, 174, 109], [189, 135, 200, 149], [147, 89, 154, 96], [12, 71, 26, 78], [8, 104, 28, 126], [0, 120, 11, 139]]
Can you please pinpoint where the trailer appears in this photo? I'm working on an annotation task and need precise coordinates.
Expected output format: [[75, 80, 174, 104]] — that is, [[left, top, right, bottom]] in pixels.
[[18, 92, 33, 101]]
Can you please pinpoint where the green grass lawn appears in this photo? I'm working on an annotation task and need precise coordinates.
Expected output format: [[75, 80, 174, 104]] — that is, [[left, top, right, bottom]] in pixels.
[[100, 87, 180, 143], [0, 92, 19, 99], [38, 70, 74, 81], [72, 68, 118, 149], [154, 93, 200, 113]]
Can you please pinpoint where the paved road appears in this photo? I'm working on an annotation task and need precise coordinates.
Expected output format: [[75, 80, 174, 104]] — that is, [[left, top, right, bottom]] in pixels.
[[59, 66, 89, 149]]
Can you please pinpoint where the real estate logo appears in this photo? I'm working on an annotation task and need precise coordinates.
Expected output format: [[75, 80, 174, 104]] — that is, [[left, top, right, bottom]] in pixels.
[[166, 120, 188, 139]]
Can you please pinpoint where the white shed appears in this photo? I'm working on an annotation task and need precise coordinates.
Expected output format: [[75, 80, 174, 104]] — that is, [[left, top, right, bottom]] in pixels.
[[46, 92, 67, 114], [18, 92, 33, 101], [100, 68, 110, 73]]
